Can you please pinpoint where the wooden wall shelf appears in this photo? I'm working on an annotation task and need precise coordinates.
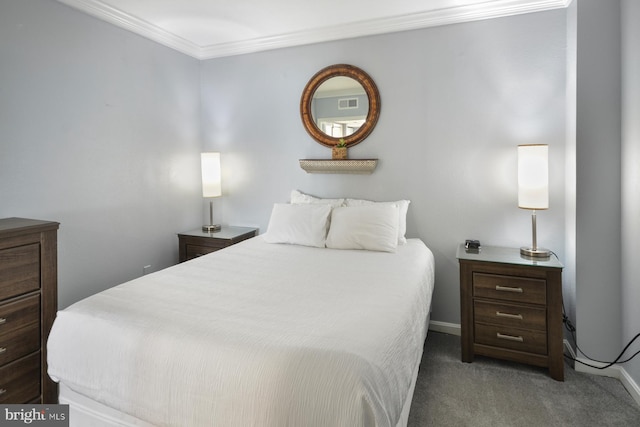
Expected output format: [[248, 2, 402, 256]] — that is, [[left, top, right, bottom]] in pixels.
[[299, 159, 378, 174]]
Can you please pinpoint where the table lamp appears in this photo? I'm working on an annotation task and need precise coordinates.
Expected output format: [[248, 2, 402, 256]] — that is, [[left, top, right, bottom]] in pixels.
[[201, 152, 222, 232], [518, 144, 550, 258]]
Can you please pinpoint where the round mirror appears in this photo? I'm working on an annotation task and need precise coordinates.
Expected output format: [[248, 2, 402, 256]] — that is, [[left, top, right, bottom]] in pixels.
[[300, 64, 380, 148]]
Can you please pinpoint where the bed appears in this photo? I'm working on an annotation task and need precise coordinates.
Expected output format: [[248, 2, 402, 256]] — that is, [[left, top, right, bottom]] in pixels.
[[47, 198, 435, 427]]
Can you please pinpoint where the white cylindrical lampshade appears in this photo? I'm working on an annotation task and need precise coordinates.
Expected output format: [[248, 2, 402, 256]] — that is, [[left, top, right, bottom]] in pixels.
[[201, 152, 222, 198], [518, 144, 548, 210]]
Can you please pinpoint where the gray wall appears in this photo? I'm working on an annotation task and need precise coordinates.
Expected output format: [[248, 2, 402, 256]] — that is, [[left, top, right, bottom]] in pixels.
[[575, 0, 623, 361], [563, 0, 578, 345], [621, 0, 640, 383], [200, 10, 569, 326], [0, 0, 202, 308], [574, 0, 640, 388]]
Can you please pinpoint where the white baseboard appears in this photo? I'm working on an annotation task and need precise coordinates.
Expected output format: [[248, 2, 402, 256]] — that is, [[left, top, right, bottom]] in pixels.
[[564, 339, 640, 406], [619, 367, 640, 407], [428, 320, 461, 336]]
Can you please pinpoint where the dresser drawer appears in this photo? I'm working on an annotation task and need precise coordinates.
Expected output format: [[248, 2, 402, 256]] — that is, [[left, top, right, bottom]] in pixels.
[[0, 323, 40, 366], [474, 300, 546, 332], [0, 244, 40, 301], [473, 273, 546, 305], [0, 295, 40, 335], [475, 323, 547, 355], [0, 352, 41, 404]]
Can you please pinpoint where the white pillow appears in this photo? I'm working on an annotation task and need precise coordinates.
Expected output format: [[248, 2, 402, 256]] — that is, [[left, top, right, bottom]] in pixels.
[[326, 205, 399, 253], [345, 198, 410, 244], [290, 190, 345, 207], [263, 203, 332, 248]]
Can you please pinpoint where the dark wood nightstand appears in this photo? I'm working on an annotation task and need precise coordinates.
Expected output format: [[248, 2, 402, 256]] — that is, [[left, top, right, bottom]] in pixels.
[[178, 226, 258, 262], [457, 244, 564, 381]]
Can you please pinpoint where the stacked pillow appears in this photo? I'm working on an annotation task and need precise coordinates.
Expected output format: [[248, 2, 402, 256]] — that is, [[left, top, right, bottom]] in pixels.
[[325, 204, 399, 253], [289, 190, 345, 207], [344, 197, 410, 245], [262, 203, 332, 248], [263, 190, 410, 253]]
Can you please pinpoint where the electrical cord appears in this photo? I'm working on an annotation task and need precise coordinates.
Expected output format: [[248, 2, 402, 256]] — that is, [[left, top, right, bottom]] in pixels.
[[564, 321, 640, 369], [543, 252, 639, 369], [562, 302, 640, 369]]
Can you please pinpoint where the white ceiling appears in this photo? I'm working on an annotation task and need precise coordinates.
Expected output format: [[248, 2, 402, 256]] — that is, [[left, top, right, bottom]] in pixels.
[[57, 0, 570, 60]]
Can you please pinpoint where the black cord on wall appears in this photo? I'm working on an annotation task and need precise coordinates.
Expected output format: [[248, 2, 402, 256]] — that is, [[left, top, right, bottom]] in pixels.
[[562, 304, 640, 369], [545, 252, 638, 369]]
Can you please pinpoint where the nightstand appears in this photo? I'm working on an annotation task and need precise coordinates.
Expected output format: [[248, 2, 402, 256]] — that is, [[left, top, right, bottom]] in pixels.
[[457, 244, 564, 381], [178, 226, 258, 262]]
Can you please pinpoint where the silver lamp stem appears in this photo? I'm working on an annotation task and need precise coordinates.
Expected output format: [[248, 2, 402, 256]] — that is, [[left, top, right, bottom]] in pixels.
[[209, 199, 214, 228], [520, 209, 549, 258], [202, 198, 221, 232], [531, 209, 537, 251]]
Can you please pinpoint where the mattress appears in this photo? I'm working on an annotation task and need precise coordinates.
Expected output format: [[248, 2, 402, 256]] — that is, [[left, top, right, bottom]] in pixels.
[[48, 236, 435, 427]]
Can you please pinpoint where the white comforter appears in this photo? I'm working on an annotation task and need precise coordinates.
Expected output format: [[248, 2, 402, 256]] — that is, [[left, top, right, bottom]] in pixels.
[[48, 237, 435, 427]]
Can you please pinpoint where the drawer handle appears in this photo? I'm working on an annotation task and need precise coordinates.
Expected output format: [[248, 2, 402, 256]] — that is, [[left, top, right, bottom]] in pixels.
[[497, 333, 524, 342], [495, 285, 523, 293], [0, 318, 6, 325], [0, 347, 5, 354], [0, 389, 6, 396], [496, 311, 523, 320]]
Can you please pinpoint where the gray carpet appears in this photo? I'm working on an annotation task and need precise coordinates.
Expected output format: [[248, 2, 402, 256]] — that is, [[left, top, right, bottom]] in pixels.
[[408, 332, 640, 426]]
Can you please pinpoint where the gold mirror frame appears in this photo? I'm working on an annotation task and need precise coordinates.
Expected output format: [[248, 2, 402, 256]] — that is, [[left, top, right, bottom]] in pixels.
[[300, 64, 380, 148]]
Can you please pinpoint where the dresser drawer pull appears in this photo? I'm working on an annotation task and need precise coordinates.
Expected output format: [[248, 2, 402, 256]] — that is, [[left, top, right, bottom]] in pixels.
[[0, 347, 5, 354], [0, 389, 6, 396], [495, 285, 523, 293], [496, 333, 524, 342], [496, 311, 523, 320], [0, 318, 6, 325]]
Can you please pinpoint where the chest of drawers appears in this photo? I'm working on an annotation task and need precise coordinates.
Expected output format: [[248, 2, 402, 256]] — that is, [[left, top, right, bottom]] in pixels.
[[0, 218, 59, 403], [457, 244, 564, 381]]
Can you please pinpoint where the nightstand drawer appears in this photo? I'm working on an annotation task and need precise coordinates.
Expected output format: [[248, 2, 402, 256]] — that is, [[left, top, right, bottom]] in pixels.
[[0, 352, 41, 404], [178, 227, 258, 263], [474, 300, 546, 331], [473, 273, 546, 305], [185, 244, 219, 259], [0, 323, 40, 366], [475, 323, 547, 355], [0, 295, 40, 335], [0, 244, 40, 301]]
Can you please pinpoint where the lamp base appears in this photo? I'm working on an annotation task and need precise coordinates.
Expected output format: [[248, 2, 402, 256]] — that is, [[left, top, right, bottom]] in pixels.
[[202, 224, 221, 233], [520, 246, 550, 258]]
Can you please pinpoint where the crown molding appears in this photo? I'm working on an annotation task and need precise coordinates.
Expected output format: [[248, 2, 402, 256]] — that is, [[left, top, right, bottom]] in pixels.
[[58, 0, 572, 60], [57, 0, 203, 57]]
